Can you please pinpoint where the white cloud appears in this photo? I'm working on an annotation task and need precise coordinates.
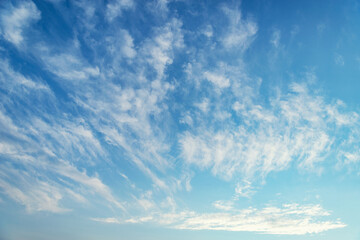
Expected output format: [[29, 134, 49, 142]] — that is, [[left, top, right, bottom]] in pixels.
[[0, 120, 122, 211], [106, 0, 134, 22], [194, 98, 209, 113], [91, 217, 120, 224], [0, 75, 123, 212], [147, 0, 169, 16], [119, 203, 345, 235], [326, 100, 358, 126], [213, 200, 234, 211], [203, 25, 213, 37], [342, 152, 360, 164], [77, 1, 96, 18], [66, 188, 87, 203], [0, 58, 50, 93], [62, 17, 186, 195], [120, 30, 136, 58], [180, 113, 193, 126], [40, 52, 100, 81], [0, 2, 358, 234], [142, 18, 184, 79], [0, 117, 123, 212], [0, 109, 21, 137], [336, 127, 360, 172], [235, 180, 254, 198], [53, 160, 125, 210], [28, 117, 104, 160], [180, 132, 213, 170], [0, 1, 41, 46], [180, 82, 357, 180], [221, 6, 257, 50], [104, 29, 137, 69], [204, 71, 230, 88], [43, 40, 181, 199], [0, 167, 68, 213], [155, 0, 169, 11]]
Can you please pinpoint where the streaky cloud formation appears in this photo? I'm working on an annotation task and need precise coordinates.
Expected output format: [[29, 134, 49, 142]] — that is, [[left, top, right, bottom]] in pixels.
[[95, 203, 345, 235], [0, 1, 40, 46], [0, 0, 359, 239]]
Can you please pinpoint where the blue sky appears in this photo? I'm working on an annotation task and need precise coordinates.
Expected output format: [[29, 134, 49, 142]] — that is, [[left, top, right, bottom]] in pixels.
[[0, 0, 360, 239]]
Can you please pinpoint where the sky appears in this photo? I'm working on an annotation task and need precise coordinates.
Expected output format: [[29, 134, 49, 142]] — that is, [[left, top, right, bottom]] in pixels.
[[0, 0, 360, 239]]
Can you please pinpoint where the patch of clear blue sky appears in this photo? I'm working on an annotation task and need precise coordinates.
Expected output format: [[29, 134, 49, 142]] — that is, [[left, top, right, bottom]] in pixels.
[[0, 0, 360, 239]]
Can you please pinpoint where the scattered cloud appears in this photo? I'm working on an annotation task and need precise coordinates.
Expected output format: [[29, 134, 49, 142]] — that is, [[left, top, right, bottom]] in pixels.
[[0, 0, 41, 46], [213, 200, 234, 211], [202, 25, 213, 38], [117, 203, 345, 235], [38, 49, 100, 81], [0, 1, 358, 237], [106, 0, 134, 22], [204, 71, 230, 88], [270, 29, 281, 48], [180, 82, 357, 181], [235, 180, 255, 198], [0, 166, 68, 213], [91, 217, 121, 224], [194, 98, 210, 113], [53, 160, 125, 210], [0, 58, 50, 93], [106, 29, 136, 59], [221, 6, 257, 50]]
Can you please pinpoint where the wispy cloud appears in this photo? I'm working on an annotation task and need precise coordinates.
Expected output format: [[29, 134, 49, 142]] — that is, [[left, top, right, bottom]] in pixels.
[[270, 29, 281, 48], [0, 58, 50, 92], [37, 46, 100, 81], [235, 180, 254, 198], [0, 166, 68, 213], [204, 71, 230, 89], [212, 200, 234, 211], [0, 2, 187, 215], [91, 217, 121, 224], [221, 6, 257, 50], [0, 60, 122, 212], [173, 205, 345, 235], [106, 0, 134, 22], [0, 0, 40, 46], [0, 1, 358, 237], [113, 203, 345, 235], [180, 81, 358, 183]]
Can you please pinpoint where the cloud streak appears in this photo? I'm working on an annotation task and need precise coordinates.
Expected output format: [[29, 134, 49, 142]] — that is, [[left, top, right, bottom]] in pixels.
[[0, 0, 40, 46], [180, 81, 358, 183], [103, 203, 345, 235]]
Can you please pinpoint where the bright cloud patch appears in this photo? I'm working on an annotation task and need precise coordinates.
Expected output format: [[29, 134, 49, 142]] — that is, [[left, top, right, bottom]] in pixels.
[[173, 204, 345, 235], [204, 71, 230, 88], [0, 1, 40, 45], [180, 82, 357, 180], [102, 203, 345, 235]]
